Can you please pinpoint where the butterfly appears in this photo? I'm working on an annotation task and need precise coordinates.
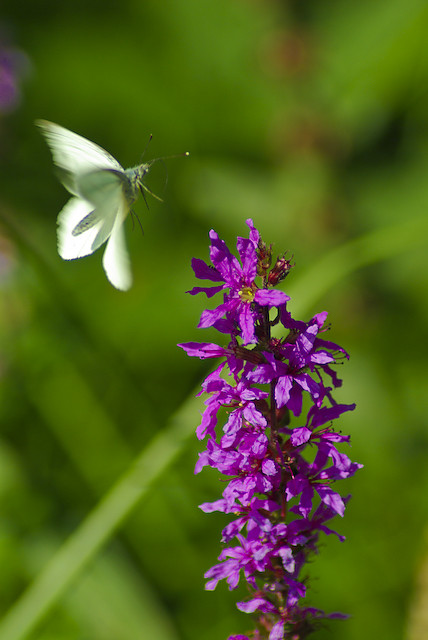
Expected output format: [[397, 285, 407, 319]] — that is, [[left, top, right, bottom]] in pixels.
[[37, 120, 188, 291]]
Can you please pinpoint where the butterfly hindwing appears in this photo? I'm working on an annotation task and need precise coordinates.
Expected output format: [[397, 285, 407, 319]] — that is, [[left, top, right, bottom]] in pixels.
[[58, 187, 124, 260], [102, 199, 132, 291], [72, 209, 101, 236], [57, 198, 100, 259]]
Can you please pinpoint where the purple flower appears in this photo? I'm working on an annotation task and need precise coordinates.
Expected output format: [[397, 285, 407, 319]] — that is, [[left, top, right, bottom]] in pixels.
[[247, 311, 345, 415], [248, 350, 322, 415], [180, 220, 360, 639], [188, 365, 268, 441], [205, 534, 273, 591], [188, 219, 289, 344]]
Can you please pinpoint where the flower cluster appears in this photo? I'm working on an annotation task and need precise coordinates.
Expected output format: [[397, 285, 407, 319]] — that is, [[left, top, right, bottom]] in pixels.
[[179, 220, 361, 640]]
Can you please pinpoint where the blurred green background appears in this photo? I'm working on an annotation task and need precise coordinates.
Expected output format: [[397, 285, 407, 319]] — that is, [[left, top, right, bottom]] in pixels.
[[0, 1, 427, 639]]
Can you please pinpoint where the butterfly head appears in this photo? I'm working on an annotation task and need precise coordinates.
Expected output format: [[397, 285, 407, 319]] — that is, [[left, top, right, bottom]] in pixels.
[[128, 150, 189, 204]]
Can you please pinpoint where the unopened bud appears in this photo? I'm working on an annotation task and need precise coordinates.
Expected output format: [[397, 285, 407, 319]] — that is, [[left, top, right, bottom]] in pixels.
[[267, 254, 294, 285]]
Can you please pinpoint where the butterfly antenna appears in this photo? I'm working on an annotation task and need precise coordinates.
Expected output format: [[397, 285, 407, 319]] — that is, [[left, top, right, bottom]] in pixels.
[[146, 151, 189, 196], [138, 138, 188, 201], [138, 134, 154, 163], [148, 151, 190, 166]]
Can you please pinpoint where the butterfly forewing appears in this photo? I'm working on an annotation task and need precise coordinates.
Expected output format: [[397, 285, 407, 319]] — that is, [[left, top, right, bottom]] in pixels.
[[76, 169, 127, 205], [36, 120, 123, 194]]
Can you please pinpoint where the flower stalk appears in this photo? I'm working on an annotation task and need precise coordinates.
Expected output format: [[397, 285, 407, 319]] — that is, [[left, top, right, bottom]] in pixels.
[[179, 219, 361, 640]]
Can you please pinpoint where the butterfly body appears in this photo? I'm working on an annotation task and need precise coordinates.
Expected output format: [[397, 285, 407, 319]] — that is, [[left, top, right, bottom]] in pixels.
[[37, 120, 153, 291], [124, 164, 151, 203]]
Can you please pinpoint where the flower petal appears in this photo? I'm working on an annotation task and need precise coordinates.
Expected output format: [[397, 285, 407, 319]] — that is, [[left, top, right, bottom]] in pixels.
[[255, 289, 290, 307], [191, 257, 223, 281]]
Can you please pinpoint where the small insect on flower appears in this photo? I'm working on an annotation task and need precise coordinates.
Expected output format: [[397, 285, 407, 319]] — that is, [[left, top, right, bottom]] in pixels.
[[36, 120, 189, 291]]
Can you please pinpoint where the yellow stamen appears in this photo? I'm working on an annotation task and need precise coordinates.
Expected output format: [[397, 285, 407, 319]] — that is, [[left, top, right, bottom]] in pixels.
[[239, 287, 255, 303]]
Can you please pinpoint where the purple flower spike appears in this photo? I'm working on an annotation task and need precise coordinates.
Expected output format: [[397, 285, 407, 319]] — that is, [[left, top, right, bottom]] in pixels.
[[180, 220, 361, 639]]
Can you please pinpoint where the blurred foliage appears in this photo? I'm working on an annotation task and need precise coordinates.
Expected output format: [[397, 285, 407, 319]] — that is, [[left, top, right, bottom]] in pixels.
[[0, 1, 427, 639]]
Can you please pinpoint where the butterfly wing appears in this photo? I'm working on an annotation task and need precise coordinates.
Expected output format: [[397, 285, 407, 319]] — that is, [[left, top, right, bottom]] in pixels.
[[38, 120, 133, 290], [36, 120, 124, 195], [58, 176, 127, 260], [57, 198, 111, 259], [76, 168, 130, 204], [102, 200, 132, 291]]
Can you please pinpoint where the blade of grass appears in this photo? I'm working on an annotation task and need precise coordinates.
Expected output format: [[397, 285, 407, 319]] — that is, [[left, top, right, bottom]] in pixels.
[[0, 393, 199, 640]]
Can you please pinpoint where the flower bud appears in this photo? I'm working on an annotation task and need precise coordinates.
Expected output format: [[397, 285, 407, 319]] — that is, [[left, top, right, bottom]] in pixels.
[[267, 254, 294, 285]]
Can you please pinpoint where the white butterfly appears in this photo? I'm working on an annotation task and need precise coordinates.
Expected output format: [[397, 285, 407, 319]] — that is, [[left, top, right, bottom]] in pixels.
[[37, 120, 164, 291]]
